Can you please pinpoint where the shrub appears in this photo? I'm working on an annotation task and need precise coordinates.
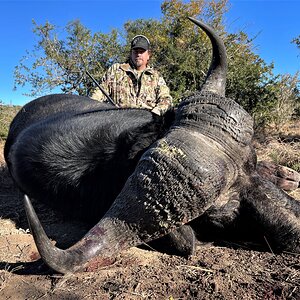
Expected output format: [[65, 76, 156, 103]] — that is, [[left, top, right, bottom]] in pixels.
[[0, 105, 21, 140]]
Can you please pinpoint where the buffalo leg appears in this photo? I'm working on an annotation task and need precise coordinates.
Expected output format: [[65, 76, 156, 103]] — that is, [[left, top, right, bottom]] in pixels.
[[190, 196, 242, 241], [240, 175, 300, 252]]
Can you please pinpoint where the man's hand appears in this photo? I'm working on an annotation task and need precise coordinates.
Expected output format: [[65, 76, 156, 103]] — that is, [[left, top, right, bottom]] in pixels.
[[151, 107, 161, 115]]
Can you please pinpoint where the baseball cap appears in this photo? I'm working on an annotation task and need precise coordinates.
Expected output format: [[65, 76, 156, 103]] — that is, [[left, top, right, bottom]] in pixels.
[[131, 35, 150, 51]]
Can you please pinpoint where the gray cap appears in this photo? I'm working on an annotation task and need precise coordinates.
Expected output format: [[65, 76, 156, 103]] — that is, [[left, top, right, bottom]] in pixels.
[[131, 35, 150, 50]]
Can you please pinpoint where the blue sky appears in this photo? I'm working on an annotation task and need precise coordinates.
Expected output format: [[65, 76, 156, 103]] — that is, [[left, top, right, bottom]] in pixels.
[[1, 0, 299, 106]]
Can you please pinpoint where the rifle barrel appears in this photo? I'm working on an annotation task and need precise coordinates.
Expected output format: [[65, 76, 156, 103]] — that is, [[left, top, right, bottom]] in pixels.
[[86, 70, 117, 107]]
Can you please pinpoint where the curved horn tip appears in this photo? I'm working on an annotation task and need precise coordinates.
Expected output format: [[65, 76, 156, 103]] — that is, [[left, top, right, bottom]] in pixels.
[[24, 194, 42, 232], [24, 194, 33, 215], [188, 17, 202, 25], [187, 16, 227, 96], [23, 194, 112, 274], [187, 17, 210, 29], [24, 194, 37, 230], [23, 194, 72, 274]]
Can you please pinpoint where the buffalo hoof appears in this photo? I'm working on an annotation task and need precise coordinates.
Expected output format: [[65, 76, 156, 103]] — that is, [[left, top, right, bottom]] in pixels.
[[257, 161, 300, 191]]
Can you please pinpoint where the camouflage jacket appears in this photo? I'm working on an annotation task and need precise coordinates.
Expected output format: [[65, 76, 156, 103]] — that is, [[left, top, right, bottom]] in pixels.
[[90, 63, 173, 115]]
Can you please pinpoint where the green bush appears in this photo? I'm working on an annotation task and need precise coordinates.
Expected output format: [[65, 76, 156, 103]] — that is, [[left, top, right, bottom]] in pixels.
[[0, 105, 21, 140]]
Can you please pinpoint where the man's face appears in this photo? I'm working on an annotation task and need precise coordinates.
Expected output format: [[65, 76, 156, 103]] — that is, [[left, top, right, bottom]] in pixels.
[[131, 48, 150, 71]]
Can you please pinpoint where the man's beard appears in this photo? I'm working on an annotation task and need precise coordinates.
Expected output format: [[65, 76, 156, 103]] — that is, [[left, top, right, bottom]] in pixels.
[[134, 59, 143, 67]]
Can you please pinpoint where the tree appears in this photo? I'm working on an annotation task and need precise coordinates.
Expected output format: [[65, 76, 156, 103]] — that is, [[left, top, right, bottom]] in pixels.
[[13, 0, 244, 102], [292, 35, 300, 52], [14, 20, 122, 97], [291, 35, 300, 117], [122, 0, 230, 102], [123, 0, 278, 112], [14, 0, 299, 127], [252, 73, 300, 128], [225, 31, 276, 113]]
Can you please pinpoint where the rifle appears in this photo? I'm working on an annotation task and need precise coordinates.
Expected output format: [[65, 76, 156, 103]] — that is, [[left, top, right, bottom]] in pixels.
[[86, 70, 118, 107]]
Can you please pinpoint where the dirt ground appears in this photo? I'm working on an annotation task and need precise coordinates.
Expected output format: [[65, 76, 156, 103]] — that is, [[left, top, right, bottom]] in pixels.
[[0, 125, 300, 299]]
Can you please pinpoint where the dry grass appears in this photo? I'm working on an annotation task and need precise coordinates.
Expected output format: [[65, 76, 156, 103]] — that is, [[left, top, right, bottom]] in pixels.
[[254, 119, 300, 172], [254, 119, 300, 199], [258, 140, 300, 172]]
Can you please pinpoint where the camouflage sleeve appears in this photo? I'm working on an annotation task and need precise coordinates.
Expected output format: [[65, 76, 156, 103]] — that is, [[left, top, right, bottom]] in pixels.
[[152, 76, 173, 115], [89, 67, 112, 102]]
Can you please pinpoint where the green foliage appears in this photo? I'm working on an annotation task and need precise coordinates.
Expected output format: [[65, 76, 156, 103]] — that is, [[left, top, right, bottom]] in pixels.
[[0, 105, 20, 140], [124, 0, 229, 102], [13, 0, 300, 129], [14, 20, 122, 97], [253, 73, 300, 129], [225, 32, 275, 112], [292, 35, 300, 51]]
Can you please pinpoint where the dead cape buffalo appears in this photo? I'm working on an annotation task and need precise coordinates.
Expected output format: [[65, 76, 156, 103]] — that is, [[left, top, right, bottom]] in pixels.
[[4, 18, 300, 274]]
